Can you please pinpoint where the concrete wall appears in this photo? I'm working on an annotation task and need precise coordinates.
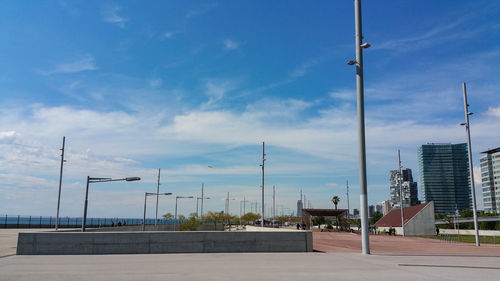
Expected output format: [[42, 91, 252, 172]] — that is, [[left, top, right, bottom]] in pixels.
[[17, 231, 312, 255], [404, 201, 436, 236]]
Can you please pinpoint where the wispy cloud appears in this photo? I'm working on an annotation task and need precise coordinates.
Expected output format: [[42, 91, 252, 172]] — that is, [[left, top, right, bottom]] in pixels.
[[42, 55, 97, 75], [101, 4, 127, 28], [201, 79, 237, 108], [223, 39, 240, 50], [185, 3, 217, 20], [486, 106, 500, 117]]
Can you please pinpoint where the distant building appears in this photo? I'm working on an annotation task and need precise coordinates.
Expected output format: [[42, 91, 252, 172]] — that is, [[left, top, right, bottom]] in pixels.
[[381, 200, 392, 215], [375, 202, 436, 235], [297, 200, 303, 217], [481, 147, 500, 213], [390, 168, 419, 208], [368, 205, 375, 218], [418, 143, 472, 214], [375, 204, 383, 213], [353, 208, 359, 217]]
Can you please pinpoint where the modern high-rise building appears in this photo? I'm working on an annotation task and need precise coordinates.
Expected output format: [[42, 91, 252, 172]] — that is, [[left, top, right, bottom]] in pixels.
[[418, 143, 472, 214], [381, 200, 392, 215], [353, 208, 359, 217], [296, 200, 303, 217], [390, 168, 419, 208], [480, 147, 500, 213]]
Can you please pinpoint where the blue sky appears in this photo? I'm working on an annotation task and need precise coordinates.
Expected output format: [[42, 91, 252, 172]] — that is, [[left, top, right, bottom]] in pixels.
[[1, 1, 499, 218]]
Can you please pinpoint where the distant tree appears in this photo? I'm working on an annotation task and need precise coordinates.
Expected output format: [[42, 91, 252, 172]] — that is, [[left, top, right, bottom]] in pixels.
[[331, 196, 340, 210], [276, 216, 288, 225], [369, 211, 383, 225], [203, 211, 225, 230], [459, 209, 473, 218], [178, 214, 186, 220], [178, 217, 201, 231], [312, 216, 326, 226], [189, 212, 199, 219], [162, 213, 173, 219], [241, 212, 260, 225]]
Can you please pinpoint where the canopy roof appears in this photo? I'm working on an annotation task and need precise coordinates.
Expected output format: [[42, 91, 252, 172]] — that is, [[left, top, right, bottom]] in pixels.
[[302, 208, 348, 217]]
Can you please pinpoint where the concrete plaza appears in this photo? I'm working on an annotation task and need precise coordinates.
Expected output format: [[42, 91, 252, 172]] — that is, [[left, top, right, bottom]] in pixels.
[[1, 229, 500, 281]]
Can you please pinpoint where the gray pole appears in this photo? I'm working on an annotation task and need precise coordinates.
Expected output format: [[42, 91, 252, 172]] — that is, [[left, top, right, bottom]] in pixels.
[[201, 183, 204, 218], [155, 169, 160, 228], [82, 176, 89, 232], [243, 196, 246, 214], [354, 0, 370, 254], [174, 197, 178, 231], [398, 150, 405, 236], [462, 82, 480, 246], [196, 198, 200, 217], [143, 192, 147, 231], [346, 180, 350, 218], [55, 136, 65, 231], [273, 185, 276, 227], [261, 141, 265, 227]]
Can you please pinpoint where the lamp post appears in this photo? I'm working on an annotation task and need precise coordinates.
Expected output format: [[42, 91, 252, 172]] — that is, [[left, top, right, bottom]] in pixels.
[[225, 192, 237, 215], [260, 142, 266, 228], [55, 136, 66, 231], [196, 196, 211, 217], [143, 192, 172, 231], [82, 176, 141, 232], [174, 196, 193, 231], [461, 82, 480, 246], [398, 150, 405, 237], [347, 0, 371, 255]]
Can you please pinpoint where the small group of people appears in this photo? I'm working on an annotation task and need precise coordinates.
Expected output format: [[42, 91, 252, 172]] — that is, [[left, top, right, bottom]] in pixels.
[[296, 223, 307, 230], [387, 226, 396, 235], [110, 220, 125, 227]]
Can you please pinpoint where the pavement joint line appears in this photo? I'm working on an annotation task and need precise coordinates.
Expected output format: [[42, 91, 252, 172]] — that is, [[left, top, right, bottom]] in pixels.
[[398, 264, 500, 270], [0, 254, 16, 259]]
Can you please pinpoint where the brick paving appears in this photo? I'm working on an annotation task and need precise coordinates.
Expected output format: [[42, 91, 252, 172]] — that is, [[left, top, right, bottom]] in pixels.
[[313, 231, 500, 256]]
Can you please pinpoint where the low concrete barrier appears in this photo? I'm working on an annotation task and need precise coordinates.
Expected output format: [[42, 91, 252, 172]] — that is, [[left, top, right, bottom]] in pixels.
[[17, 231, 312, 255]]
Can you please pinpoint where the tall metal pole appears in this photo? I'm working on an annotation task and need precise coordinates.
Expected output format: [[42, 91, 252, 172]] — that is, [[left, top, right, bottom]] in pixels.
[[354, 0, 370, 254], [243, 196, 246, 214], [201, 183, 204, 218], [155, 168, 160, 228], [82, 176, 89, 232], [261, 141, 265, 227], [462, 82, 480, 246], [346, 180, 350, 217], [174, 197, 178, 231], [398, 150, 405, 236], [55, 136, 65, 231], [273, 185, 276, 227], [143, 192, 147, 231]]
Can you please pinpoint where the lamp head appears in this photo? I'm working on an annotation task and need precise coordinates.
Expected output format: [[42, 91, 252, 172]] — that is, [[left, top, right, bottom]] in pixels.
[[460, 123, 466, 126], [347, 60, 356, 66], [360, 42, 371, 49], [125, 177, 141, 181]]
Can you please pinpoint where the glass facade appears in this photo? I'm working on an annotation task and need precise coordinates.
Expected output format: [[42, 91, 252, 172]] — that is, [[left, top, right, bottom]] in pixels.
[[418, 143, 472, 214], [480, 147, 500, 213]]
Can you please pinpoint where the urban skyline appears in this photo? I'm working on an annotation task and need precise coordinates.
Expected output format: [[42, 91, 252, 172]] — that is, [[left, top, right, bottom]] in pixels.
[[1, 1, 500, 218]]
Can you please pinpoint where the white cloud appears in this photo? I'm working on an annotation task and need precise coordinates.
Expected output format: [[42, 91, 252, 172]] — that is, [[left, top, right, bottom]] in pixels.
[[43, 55, 97, 75], [185, 3, 217, 19], [101, 4, 127, 28], [148, 78, 162, 88], [223, 39, 240, 50], [163, 32, 175, 39], [486, 106, 500, 117]]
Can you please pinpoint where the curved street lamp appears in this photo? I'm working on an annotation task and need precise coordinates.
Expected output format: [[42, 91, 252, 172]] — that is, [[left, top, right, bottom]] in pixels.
[[174, 196, 194, 231], [82, 176, 141, 232], [143, 192, 172, 231]]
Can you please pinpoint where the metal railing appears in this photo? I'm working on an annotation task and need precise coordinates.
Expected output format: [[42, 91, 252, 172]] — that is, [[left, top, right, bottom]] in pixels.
[[0, 214, 181, 229]]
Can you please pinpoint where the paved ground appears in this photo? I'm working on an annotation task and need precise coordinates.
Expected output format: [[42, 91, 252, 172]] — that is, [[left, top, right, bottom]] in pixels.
[[313, 231, 500, 255], [2, 252, 500, 281], [2, 229, 500, 280]]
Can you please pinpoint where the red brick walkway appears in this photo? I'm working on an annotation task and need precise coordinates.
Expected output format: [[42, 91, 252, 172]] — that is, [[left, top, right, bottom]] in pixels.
[[313, 232, 500, 256]]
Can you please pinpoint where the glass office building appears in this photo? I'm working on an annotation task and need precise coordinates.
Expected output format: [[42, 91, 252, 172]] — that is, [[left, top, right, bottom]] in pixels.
[[417, 143, 472, 214], [480, 147, 500, 213]]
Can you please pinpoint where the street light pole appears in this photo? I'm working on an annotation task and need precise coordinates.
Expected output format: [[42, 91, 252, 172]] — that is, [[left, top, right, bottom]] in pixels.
[[462, 82, 480, 246], [353, 0, 370, 254], [144, 192, 172, 231], [81, 176, 141, 232], [398, 150, 405, 237], [155, 168, 160, 229], [273, 185, 276, 228], [55, 136, 65, 231], [82, 176, 90, 232], [201, 183, 204, 218], [174, 195, 194, 231], [260, 141, 266, 228]]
